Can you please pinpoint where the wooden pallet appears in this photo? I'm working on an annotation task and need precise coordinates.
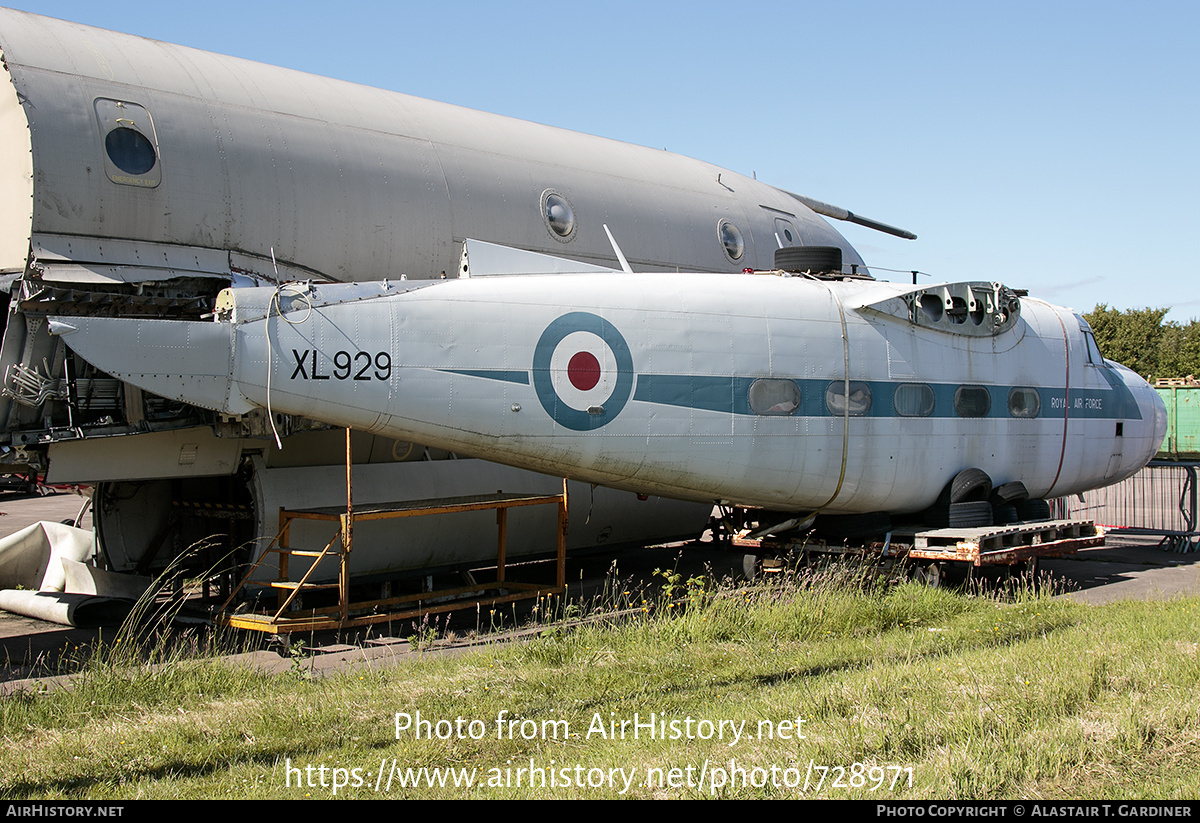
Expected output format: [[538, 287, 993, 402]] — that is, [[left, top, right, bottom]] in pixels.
[[903, 519, 1103, 565], [733, 519, 1103, 568]]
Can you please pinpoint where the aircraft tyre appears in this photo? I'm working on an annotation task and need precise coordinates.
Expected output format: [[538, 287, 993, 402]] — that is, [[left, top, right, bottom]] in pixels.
[[949, 468, 992, 504], [912, 562, 942, 588], [992, 504, 1019, 525], [1016, 499, 1052, 522], [925, 468, 994, 525], [990, 481, 1029, 505], [743, 554, 760, 582], [774, 246, 843, 275], [947, 501, 992, 528]]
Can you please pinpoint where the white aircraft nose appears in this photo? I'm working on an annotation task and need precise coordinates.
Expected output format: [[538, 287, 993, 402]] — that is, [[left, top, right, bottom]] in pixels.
[[1119, 363, 1168, 468]]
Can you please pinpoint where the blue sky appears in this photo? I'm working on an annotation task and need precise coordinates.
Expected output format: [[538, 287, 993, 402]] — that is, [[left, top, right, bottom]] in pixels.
[[7, 1, 1198, 319]]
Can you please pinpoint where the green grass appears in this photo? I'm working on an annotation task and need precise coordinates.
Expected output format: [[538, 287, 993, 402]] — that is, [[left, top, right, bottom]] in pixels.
[[2, 565, 1199, 799]]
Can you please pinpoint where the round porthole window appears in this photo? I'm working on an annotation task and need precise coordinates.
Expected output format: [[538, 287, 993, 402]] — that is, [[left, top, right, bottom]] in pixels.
[[718, 219, 744, 261], [541, 189, 576, 241], [105, 127, 157, 176]]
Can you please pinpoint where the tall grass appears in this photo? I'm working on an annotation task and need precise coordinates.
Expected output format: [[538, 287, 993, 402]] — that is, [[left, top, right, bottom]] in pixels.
[[3, 559, 1199, 799]]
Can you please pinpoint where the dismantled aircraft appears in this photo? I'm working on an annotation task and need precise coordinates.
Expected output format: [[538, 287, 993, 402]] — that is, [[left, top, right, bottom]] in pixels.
[[52, 241, 1167, 521], [0, 9, 1167, 583]]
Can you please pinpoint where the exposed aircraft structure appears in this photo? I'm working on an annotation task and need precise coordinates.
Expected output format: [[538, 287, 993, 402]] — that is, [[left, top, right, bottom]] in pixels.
[[0, 9, 920, 577]]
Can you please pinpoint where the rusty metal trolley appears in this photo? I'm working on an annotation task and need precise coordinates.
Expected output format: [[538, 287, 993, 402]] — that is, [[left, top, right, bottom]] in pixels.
[[216, 430, 568, 634], [734, 516, 1103, 585]]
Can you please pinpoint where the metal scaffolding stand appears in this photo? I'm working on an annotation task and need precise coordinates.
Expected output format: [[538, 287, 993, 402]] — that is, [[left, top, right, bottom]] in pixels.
[[216, 430, 568, 635]]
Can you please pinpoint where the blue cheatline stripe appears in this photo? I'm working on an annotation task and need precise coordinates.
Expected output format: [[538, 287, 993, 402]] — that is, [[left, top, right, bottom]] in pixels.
[[632, 375, 1141, 420], [438, 369, 1142, 421], [632, 374, 755, 416], [439, 369, 530, 385]]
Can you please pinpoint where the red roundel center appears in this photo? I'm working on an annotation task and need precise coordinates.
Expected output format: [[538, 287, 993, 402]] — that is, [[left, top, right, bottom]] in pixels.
[[567, 351, 601, 391]]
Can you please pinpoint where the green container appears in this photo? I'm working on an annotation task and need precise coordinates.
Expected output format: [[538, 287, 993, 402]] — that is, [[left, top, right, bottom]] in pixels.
[[1155, 385, 1200, 460]]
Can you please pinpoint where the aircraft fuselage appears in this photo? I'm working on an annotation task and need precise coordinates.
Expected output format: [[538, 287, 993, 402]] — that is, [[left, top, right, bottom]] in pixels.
[[51, 263, 1168, 514]]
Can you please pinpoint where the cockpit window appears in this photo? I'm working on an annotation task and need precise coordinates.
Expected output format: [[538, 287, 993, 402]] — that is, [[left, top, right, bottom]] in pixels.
[[1078, 317, 1106, 365]]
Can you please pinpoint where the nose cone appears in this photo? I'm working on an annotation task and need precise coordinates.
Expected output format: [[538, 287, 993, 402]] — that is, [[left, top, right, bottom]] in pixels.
[[1114, 362, 1168, 469]]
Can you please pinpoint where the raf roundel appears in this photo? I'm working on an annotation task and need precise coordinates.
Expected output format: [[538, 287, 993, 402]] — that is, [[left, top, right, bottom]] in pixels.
[[532, 312, 634, 430]]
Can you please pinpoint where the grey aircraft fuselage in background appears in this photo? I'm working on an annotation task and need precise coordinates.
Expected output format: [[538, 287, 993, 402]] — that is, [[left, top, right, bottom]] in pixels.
[[0, 9, 1164, 580]]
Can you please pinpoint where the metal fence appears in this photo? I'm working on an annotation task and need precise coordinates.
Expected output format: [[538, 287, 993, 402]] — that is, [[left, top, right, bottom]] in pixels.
[[1054, 461, 1199, 552]]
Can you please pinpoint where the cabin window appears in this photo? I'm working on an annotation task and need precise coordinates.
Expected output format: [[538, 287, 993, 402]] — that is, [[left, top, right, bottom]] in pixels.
[[718, 219, 744, 261], [894, 383, 935, 417], [826, 381, 872, 416], [541, 190, 576, 241], [954, 385, 991, 417], [1007, 387, 1041, 419], [748, 379, 801, 416]]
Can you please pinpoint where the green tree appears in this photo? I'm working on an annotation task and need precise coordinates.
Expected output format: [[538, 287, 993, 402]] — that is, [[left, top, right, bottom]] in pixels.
[[1157, 321, 1200, 381], [1083, 305, 1200, 382], [1084, 305, 1168, 380]]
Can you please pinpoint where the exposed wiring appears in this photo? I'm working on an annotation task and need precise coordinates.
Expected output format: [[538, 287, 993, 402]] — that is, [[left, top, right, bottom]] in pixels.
[[263, 281, 313, 449]]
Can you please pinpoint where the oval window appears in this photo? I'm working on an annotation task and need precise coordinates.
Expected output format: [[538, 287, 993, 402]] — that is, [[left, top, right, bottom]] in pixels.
[[718, 219, 744, 261], [1008, 387, 1041, 419], [105, 127, 157, 176], [826, 381, 872, 416], [748, 379, 801, 416], [954, 385, 992, 418], [541, 190, 576, 241], [894, 383, 935, 417]]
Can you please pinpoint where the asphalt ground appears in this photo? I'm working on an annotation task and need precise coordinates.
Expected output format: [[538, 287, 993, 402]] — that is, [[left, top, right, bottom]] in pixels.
[[0, 490, 1197, 689]]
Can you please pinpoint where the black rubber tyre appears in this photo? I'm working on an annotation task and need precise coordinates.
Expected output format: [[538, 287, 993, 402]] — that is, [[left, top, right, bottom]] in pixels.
[[948, 501, 993, 528], [774, 245, 843, 275], [990, 481, 1029, 505], [992, 504, 1019, 525], [1016, 498, 1052, 522], [743, 554, 759, 582], [913, 562, 943, 588], [950, 468, 992, 503]]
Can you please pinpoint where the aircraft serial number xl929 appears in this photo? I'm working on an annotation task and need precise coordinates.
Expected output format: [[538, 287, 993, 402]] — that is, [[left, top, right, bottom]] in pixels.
[[0, 9, 1166, 579]]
